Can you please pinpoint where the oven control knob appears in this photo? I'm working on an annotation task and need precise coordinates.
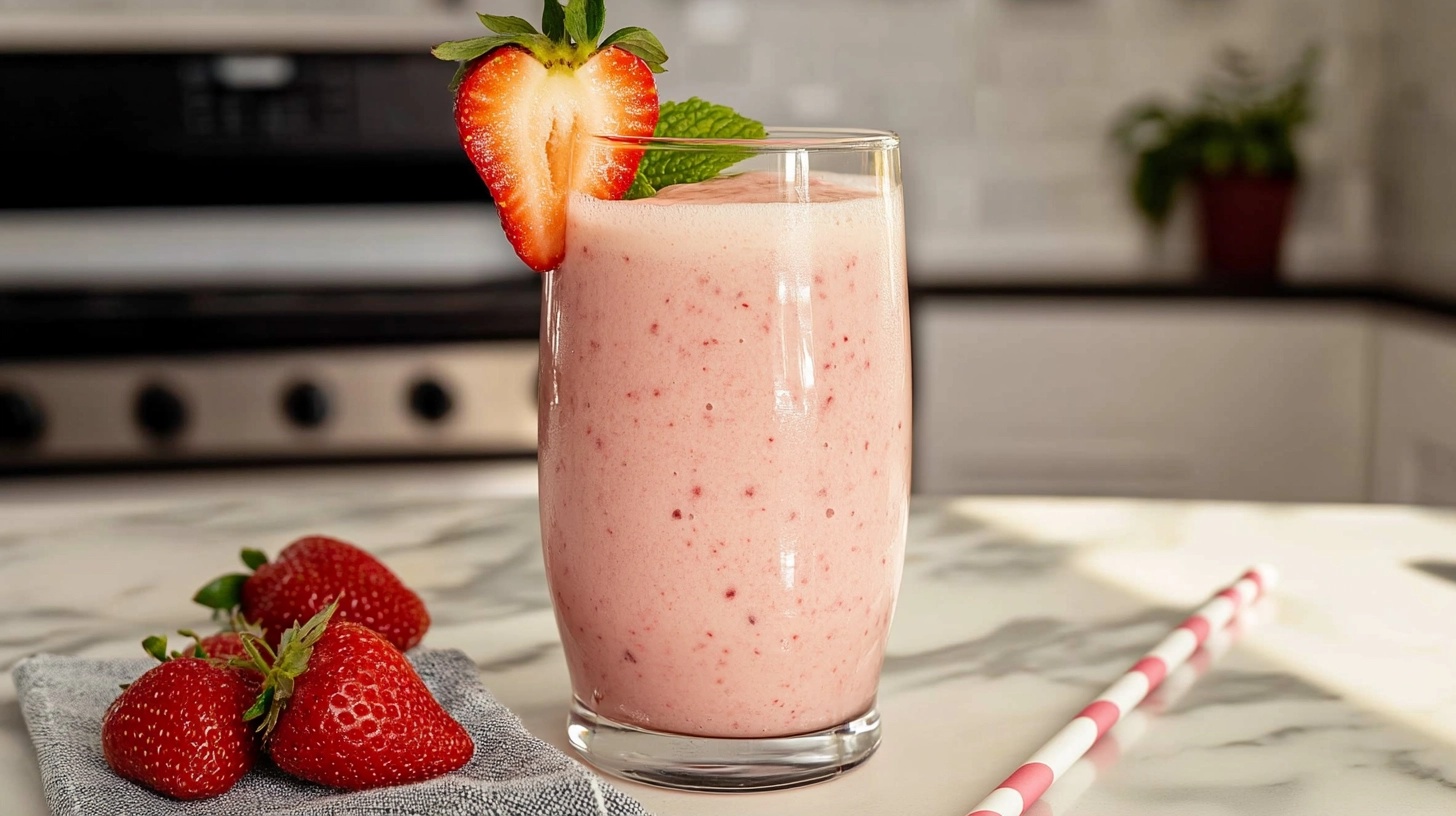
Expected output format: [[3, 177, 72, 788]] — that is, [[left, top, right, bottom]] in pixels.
[[0, 389, 45, 447], [408, 378, 453, 423], [135, 384, 188, 440], [283, 382, 330, 429]]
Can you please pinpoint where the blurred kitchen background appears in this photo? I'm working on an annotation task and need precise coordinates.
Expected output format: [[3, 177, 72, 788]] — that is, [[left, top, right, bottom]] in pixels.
[[1, 0, 1454, 505]]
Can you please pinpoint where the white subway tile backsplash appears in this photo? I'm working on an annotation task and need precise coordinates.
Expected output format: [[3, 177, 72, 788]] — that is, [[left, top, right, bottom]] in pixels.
[[879, 83, 975, 140], [906, 141, 979, 224], [993, 32, 1113, 87], [683, 0, 748, 45], [969, 140, 1120, 181], [673, 41, 755, 83], [1383, 0, 1456, 297], [973, 86, 1121, 142], [1291, 169, 1344, 231], [784, 83, 842, 123], [979, 176, 1127, 231], [619, 0, 1389, 280]]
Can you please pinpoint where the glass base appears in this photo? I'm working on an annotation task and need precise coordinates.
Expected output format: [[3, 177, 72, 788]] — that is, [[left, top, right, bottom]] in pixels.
[[566, 698, 881, 792]]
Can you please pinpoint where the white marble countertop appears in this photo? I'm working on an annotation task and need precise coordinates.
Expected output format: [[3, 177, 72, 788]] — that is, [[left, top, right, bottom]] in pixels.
[[4, 462, 1456, 815]]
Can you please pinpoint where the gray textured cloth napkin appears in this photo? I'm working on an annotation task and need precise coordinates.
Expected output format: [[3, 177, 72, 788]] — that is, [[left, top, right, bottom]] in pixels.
[[13, 649, 653, 816]]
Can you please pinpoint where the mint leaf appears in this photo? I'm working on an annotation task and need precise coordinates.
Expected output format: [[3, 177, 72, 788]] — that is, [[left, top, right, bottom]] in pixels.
[[477, 13, 538, 36], [600, 26, 668, 72], [624, 174, 656, 200], [541, 0, 566, 42], [624, 98, 766, 198]]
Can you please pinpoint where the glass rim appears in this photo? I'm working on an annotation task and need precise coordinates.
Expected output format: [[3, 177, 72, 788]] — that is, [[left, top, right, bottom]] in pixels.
[[583, 127, 899, 153]]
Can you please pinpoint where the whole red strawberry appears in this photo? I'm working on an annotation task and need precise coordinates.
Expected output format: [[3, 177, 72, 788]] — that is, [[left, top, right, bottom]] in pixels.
[[101, 636, 260, 800], [197, 631, 250, 662], [242, 603, 473, 790], [193, 535, 430, 652]]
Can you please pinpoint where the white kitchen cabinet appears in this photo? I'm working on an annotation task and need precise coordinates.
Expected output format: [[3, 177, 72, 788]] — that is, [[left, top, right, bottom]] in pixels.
[[1372, 315, 1456, 506], [914, 299, 1374, 501]]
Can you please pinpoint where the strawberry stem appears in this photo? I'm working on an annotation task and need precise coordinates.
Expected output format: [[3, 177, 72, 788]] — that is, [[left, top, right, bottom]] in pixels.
[[229, 611, 267, 639], [175, 629, 207, 659], [241, 631, 277, 667], [241, 598, 340, 743]]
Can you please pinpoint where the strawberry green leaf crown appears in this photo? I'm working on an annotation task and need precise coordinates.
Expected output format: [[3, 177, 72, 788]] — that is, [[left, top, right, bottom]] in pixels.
[[432, 0, 669, 91], [238, 599, 339, 741]]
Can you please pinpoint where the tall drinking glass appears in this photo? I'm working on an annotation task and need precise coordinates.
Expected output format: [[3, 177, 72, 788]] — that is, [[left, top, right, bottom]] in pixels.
[[538, 129, 910, 791]]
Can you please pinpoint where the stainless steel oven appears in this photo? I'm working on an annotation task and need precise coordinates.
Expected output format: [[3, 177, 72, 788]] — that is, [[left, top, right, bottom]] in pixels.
[[0, 1, 542, 473]]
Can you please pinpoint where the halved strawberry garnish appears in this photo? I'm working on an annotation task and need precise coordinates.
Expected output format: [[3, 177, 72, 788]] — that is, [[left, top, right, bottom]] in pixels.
[[433, 2, 665, 272]]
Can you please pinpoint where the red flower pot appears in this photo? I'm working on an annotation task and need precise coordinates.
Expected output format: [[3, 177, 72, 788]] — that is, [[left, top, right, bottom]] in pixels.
[[1195, 175, 1297, 282]]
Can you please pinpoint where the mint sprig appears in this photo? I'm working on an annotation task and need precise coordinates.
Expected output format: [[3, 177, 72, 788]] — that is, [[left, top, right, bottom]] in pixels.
[[432, 1, 669, 91], [624, 98, 767, 199]]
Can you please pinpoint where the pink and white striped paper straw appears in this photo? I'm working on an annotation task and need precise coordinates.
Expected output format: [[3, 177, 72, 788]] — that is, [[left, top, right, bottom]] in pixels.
[[966, 564, 1279, 816], [1031, 600, 1265, 816]]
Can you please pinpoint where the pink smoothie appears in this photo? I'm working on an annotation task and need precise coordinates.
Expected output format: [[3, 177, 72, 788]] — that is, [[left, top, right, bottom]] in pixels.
[[539, 171, 910, 738]]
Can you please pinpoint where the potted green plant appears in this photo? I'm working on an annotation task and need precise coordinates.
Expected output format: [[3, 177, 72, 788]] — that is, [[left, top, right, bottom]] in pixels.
[[1112, 46, 1321, 281]]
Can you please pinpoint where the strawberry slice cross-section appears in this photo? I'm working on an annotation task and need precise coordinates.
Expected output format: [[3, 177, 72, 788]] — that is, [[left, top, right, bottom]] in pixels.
[[434, 2, 666, 272]]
